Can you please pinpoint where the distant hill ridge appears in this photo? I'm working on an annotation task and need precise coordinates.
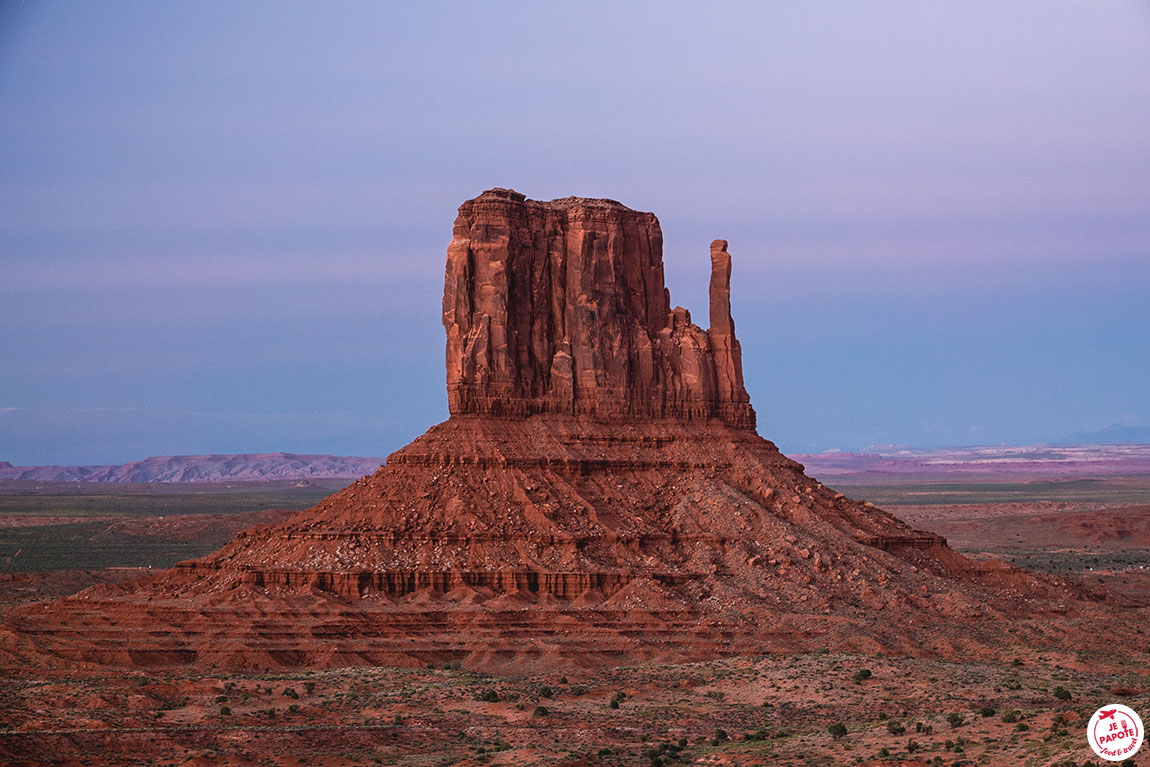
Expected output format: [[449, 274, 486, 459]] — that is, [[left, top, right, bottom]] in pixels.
[[1056, 424, 1150, 445], [5, 441, 1149, 483], [793, 443, 1150, 477], [0, 453, 386, 483]]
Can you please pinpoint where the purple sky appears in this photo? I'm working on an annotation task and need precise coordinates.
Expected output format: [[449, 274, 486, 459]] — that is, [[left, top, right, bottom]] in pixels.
[[2, 2, 1149, 464]]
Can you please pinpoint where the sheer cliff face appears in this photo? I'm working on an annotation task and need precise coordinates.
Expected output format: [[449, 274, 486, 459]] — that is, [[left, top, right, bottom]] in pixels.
[[443, 188, 755, 428]]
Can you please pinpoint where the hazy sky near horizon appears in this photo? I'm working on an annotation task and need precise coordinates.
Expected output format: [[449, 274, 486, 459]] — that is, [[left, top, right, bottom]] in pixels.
[[2, 2, 1149, 464]]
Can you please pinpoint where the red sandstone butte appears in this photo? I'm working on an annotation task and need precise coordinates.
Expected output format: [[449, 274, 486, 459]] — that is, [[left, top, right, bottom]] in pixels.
[[443, 189, 753, 427], [0, 190, 1132, 672]]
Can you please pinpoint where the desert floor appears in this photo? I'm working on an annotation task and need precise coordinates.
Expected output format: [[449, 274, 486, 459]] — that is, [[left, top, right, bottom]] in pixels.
[[1, 475, 1147, 767]]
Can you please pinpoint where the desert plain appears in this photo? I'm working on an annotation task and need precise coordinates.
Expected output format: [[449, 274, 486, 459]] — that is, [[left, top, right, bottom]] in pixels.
[[1, 460, 1146, 767]]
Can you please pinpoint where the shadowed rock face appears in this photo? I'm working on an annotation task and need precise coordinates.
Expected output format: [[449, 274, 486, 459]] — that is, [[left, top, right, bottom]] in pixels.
[[443, 189, 754, 428], [0, 189, 1124, 674]]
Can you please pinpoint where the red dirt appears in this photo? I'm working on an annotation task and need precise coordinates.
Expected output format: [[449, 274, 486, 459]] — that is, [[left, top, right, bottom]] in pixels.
[[897, 504, 1150, 549]]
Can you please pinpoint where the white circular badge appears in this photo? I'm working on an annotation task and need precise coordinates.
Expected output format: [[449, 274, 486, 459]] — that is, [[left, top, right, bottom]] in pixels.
[[1088, 704, 1143, 762]]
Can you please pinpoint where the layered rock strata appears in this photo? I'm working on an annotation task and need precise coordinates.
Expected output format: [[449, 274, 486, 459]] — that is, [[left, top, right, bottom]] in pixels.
[[0, 190, 1127, 672], [444, 189, 754, 428]]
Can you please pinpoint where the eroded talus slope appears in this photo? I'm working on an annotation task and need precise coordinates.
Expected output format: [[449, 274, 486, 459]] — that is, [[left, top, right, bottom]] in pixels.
[[2, 416, 1105, 672], [0, 190, 1128, 672]]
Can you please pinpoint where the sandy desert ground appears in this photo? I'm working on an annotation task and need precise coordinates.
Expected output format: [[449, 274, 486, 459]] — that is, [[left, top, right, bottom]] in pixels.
[[1, 473, 1146, 767]]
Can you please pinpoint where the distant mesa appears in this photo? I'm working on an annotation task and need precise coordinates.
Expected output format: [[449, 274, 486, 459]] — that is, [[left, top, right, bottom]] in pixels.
[[794, 444, 1150, 477], [0, 454, 385, 483], [0, 189, 1133, 672]]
